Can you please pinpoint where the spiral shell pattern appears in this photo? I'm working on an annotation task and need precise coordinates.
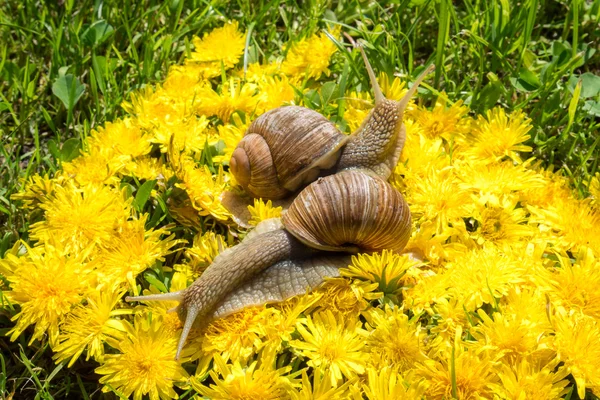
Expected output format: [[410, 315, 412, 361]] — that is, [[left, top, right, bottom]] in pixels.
[[282, 170, 412, 253]]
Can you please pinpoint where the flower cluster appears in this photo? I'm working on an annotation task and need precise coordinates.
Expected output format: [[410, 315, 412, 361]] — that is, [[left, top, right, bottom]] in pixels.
[[2, 21, 600, 399]]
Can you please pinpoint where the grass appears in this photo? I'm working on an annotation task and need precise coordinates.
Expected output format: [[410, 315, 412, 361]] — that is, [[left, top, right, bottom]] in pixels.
[[1, 0, 599, 397]]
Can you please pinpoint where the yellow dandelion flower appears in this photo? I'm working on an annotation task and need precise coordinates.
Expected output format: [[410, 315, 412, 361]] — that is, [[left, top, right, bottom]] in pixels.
[[97, 217, 182, 290], [281, 30, 338, 79], [291, 310, 368, 384], [213, 120, 248, 164], [96, 315, 189, 400], [395, 121, 451, 184], [363, 306, 428, 371], [6, 244, 95, 345], [127, 277, 190, 340], [472, 308, 548, 364], [403, 271, 450, 315], [361, 366, 429, 400], [291, 367, 354, 400], [256, 75, 295, 113], [552, 313, 600, 399], [30, 182, 131, 253], [315, 277, 379, 317], [188, 21, 246, 78], [162, 65, 206, 102], [469, 198, 533, 245], [11, 173, 65, 210], [415, 328, 499, 399], [198, 79, 258, 122], [341, 251, 421, 300], [53, 288, 127, 367], [528, 196, 600, 253], [200, 306, 275, 364], [378, 72, 409, 100], [240, 61, 281, 83], [176, 163, 231, 221], [412, 96, 468, 140], [541, 248, 600, 320], [449, 245, 526, 310], [87, 118, 152, 160], [343, 91, 372, 132], [492, 358, 570, 400], [152, 116, 212, 154], [184, 231, 228, 278], [62, 152, 122, 187], [247, 198, 283, 226], [501, 287, 553, 334], [408, 165, 471, 233], [122, 156, 171, 181], [457, 160, 546, 206], [122, 86, 184, 128], [465, 107, 532, 163], [429, 297, 470, 341], [192, 346, 294, 400]]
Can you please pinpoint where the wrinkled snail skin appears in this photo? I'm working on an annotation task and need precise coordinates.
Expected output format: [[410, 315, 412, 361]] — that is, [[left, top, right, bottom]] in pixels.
[[127, 229, 310, 359]]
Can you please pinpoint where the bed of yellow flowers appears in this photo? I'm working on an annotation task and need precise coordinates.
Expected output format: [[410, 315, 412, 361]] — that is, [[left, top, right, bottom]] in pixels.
[[2, 21, 600, 399]]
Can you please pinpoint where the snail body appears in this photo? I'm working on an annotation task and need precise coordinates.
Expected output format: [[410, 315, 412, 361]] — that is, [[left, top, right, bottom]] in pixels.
[[127, 44, 434, 360]]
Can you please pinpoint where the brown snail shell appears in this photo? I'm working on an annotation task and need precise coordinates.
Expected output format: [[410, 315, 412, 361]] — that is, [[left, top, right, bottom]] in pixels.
[[282, 169, 412, 253], [230, 106, 349, 199]]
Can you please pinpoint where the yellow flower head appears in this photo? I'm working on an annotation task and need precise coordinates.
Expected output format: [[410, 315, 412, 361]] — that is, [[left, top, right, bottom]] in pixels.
[[197, 79, 258, 122], [97, 217, 182, 290], [184, 231, 228, 278], [363, 306, 428, 371], [53, 288, 126, 367], [175, 162, 231, 221], [291, 310, 368, 384], [492, 358, 570, 399], [552, 313, 600, 399], [6, 244, 95, 345], [415, 328, 499, 399], [30, 182, 131, 253], [445, 244, 525, 311], [541, 249, 600, 320], [361, 366, 429, 400], [465, 107, 532, 163], [192, 345, 294, 400], [412, 96, 468, 141], [96, 315, 189, 400], [188, 21, 246, 78], [341, 250, 421, 299], [247, 198, 283, 226], [281, 30, 338, 79]]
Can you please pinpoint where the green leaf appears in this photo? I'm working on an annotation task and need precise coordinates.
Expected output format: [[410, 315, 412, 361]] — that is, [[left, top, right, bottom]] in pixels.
[[134, 179, 157, 211], [568, 73, 600, 98], [143, 273, 168, 293], [81, 20, 114, 47], [320, 81, 337, 105], [48, 139, 60, 161], [92, 54, 107, 93], [52, 74, 85, 111], [583, 100, 600, 117], [567, 79, 582, 132], [60, 138, 81, 162], [510, 67, 541, 92]]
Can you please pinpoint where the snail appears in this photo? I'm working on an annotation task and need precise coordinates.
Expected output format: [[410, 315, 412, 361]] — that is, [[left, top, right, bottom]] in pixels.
[[126, 46, 435, 360], [229, 46, 433, 200]]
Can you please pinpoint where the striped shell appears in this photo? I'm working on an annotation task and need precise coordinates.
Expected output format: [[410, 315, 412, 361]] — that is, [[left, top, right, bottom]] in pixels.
[[282, 170, 412, 253], [230, 106, 349, 199]]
